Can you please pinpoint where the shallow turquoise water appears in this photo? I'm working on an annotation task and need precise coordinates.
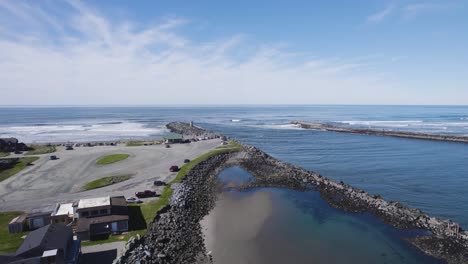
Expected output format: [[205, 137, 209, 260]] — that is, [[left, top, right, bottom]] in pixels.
[[212, 166, 443, 264]]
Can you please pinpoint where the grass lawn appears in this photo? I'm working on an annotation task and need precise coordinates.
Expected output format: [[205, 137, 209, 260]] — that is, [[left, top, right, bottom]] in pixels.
[[0, 157, 40, 182], [0, 152, 10, 157], [96, 154, 130, 165], [0, 211, 29, 254], [83, 175, 132, 191], [82, 140, 242, 246], [126, 141, 144, 147], [25, 145, 56, 155]]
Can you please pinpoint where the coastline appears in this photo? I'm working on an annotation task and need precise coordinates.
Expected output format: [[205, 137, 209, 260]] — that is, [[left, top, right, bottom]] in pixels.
[[114, 122, 468, 264], [292, 121, 468, 144]]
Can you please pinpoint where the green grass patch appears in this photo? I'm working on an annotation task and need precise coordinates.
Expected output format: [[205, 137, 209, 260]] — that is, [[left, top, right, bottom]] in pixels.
[[25, 145, 56, 155], [0, 152, 10, 157], [96, 154, 130, 165], [83, 174, 132, 191], [126, 141, 144, 147], [0, 157, 40, 182], [0, 211, 29, 254], [82, 140, 242, 246]]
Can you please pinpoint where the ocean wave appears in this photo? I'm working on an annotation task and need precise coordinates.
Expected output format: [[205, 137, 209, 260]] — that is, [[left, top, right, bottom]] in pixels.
[[0, 121, 167, 143], [231, 119, 241, 122], [249, 123, 304, 130], [338, 120, 424, 127]]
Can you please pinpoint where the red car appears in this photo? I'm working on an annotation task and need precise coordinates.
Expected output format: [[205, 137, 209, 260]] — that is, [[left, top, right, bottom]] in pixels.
[[135, 190, 157, 198], [169, 165, 179, 172]]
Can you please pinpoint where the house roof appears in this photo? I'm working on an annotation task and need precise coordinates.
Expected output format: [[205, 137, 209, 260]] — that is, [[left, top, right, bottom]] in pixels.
[[164, 133, 184, 140], [51, 203, 74, 217], [9, 214, 27, 224], [110, 196, 128, 215], [15, 224, 72, 258], [26, 211, 53, 218], [77, 196, 110, 210]]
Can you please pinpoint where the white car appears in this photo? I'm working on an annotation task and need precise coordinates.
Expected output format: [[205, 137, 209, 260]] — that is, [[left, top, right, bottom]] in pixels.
[[126, 197, 142, 204]]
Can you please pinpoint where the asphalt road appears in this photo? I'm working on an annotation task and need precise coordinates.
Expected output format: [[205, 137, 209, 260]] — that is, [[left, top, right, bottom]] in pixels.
[[0, 139, 220, 212]]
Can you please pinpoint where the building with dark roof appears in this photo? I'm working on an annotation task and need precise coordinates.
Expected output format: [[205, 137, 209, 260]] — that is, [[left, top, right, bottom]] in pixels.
[[163, 133, 184, 143], [0, 224, 81, 264]]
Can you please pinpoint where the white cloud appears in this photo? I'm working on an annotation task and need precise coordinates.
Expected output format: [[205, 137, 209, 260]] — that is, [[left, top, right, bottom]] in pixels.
[[0, 1, 429, 105], [367, 5, 394, 22]]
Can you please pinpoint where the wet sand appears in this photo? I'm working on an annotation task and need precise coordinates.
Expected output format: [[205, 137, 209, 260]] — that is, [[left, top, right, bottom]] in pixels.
[[200, 191, 273, 264]]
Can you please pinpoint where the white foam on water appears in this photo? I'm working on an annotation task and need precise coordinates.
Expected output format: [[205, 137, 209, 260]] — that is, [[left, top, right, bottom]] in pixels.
[[250, 123, 304, 130], [337, 120, 468, 133], [0, 121, 167, 143], [338, 120, 424, 127], [231, 119, 242, 122]]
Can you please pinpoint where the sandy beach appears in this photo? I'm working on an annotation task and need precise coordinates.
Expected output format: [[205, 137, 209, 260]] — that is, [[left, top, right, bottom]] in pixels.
[[200, 190, 273, 264]]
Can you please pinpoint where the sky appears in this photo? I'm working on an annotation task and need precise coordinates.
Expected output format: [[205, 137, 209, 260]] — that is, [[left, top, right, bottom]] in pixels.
[[0, 0, 467, 105]]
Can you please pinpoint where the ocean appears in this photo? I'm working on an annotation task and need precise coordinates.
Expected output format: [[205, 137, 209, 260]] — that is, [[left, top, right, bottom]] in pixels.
[[0, 105, 467, 261]]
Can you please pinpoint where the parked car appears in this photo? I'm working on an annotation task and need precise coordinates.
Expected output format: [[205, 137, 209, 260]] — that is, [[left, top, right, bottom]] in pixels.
[[14, 151, 23, 154], [49, 155, 58, 160], [165, 144, 171, 148], [154, 180, 166, 186], [65, 146, 74, 150], [184, 159, 190, 163], [220, 141, 228, 145], [135, 190, 157, 198], [126, 197, 142, 204], [169, 165, 179, 172]]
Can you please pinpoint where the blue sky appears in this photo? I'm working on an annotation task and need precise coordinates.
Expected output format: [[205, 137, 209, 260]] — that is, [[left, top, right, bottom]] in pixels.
[[0, 0, 467, 105]]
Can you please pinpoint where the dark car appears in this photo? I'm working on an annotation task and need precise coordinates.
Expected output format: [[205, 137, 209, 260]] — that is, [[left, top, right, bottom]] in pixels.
[[14, 151, 23, 154], [65, 146, 74, 150], [154, 180, 166, 186], [165, 144, 171, 148], [184, 159, 190, 163], [135, 190, 157, 198], [169, 165, 179, 172], [49, 155, 58, 160]]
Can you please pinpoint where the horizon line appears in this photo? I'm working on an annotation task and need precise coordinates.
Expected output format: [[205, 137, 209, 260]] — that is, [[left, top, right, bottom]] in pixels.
[[1, 103, 468, 108]]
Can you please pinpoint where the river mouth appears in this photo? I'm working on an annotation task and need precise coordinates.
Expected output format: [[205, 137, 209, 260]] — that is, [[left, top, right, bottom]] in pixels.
[[201, 166, 443, 264]]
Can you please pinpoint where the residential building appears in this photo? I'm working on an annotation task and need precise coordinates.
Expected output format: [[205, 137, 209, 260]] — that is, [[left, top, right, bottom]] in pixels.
[[75, 196, 129, 240], [50, 203, 74, 225], [0, 224, 81, 264], [164, 133, 184, 143]]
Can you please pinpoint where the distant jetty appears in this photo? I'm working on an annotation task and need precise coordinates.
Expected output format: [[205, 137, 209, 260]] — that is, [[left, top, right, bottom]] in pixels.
[[291, 121, 468, 144], [115, 122, 468, 264]]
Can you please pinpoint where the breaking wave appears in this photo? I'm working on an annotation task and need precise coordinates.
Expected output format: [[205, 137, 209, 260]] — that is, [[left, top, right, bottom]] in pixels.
[[0, 121, 167, 143]]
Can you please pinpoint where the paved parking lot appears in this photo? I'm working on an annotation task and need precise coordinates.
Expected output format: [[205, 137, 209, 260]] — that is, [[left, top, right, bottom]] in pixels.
[[0, 140, 220, 212]]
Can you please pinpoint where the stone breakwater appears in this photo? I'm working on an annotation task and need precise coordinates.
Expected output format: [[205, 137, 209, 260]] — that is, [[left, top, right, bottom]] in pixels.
[[115, 122, 467, 264], [238, 145, 468, 263], [292, 121, 468, 144], [166, 122, 219, 138], [114, 153, 232, 264]]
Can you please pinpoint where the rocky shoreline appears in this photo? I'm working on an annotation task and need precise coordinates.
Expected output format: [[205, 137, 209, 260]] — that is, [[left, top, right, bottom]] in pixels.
[[292, 121, 468, 144], [115, 122, 468, 264], [115, 152, 232, 264]]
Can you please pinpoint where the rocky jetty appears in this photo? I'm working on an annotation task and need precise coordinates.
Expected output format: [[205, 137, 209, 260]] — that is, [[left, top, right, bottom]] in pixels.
[[292, 121, 468, 144], [238, 145, 468, 263], [115, 153, 231, 264], [166, 122, 219, 138], [116, 122, 468, 264]]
